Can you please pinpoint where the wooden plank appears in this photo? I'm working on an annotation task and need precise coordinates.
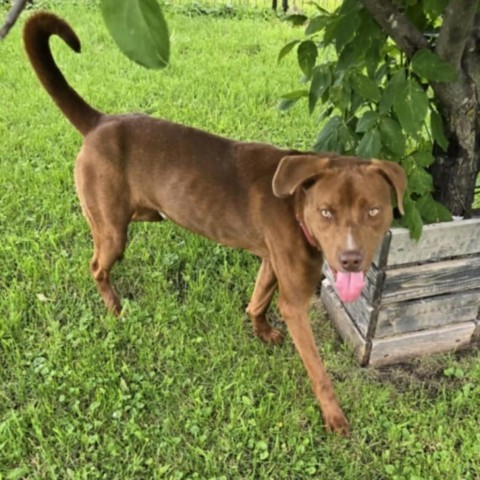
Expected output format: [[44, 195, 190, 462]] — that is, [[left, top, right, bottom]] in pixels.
[[381, 256, 480, 303], [320, 281, 369, 365], [372, 231, 392, 269], [381, 218, 480, 267], [369, 322, 476, 367], [473, 320, 480, 345], [372, 232, 392, 269], [472, 306, 480, 344], [341, 296, 373, 338], [376, 290, 480, 338]]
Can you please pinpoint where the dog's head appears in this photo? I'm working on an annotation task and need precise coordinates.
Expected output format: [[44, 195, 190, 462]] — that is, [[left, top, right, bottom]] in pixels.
[[272, 154, 406, 303]]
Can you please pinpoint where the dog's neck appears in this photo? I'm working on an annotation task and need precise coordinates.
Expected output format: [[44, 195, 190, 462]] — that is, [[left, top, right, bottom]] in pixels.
[[298, 219, 317, 247], [294, 188, 317, 248]]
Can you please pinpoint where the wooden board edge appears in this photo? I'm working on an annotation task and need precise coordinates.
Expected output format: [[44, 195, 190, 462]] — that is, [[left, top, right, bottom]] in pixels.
[[320, 281, 369, 366], [472, 306, 480, 344], [368, 322, 476, 367], [381, 258, 480, 304], [386, 218, 480, 266], [376, 289, 480, 338]]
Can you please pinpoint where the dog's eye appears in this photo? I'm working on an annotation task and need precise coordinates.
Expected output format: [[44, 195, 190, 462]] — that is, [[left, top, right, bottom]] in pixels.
[[321, 209, 333, 219], [369, 208, 380, 217]]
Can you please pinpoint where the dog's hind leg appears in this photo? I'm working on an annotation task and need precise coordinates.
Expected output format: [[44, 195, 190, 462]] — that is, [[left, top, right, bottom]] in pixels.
[[246, 259, 283, 344], [75, 147, 132, 314], [89, 220, 128, 315]]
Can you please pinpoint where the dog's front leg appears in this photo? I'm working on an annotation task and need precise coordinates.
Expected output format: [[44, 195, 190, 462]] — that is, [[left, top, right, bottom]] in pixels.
[[280, 299, 349, 435], [274, 254, 349, 435]]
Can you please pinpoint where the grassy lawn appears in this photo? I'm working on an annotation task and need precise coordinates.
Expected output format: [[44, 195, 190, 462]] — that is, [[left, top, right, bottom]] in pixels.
[[1, 0, 480, 478]]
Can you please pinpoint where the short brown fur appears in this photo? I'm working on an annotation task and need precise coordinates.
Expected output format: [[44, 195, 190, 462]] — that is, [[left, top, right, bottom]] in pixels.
[[23, 12, 407, 435]]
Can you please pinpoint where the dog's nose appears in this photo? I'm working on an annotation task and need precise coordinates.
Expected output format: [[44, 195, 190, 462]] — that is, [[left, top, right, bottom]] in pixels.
[[339, 250, 363, 272]]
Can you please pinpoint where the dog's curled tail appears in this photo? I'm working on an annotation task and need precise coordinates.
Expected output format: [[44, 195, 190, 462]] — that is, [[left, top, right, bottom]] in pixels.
[[23, 12, 102, 136]]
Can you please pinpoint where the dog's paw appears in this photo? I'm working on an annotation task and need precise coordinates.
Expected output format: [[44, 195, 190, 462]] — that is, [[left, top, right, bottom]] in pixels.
[[324, 408, 350, 436], [258, 328, 284, 345]]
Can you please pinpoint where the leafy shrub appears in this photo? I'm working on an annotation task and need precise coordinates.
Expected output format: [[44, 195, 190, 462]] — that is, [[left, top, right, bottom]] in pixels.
[[279, 0, 457, 238]]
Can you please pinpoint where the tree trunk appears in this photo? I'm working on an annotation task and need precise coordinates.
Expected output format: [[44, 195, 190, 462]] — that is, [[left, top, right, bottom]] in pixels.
[[361, 0, 480, 218], [431, 84, 479, 218], [430, 4, 480, 218]]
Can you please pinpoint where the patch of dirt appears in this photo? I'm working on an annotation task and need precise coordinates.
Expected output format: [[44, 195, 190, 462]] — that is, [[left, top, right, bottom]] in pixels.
[[364, 354, 472, 398]]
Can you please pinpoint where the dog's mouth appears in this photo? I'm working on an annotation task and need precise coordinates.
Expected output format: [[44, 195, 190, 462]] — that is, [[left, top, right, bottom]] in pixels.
[[330, 268, 366, 303]]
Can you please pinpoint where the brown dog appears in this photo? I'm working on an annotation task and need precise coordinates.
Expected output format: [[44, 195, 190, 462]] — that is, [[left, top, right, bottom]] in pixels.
[[24, 12, 406, 435]]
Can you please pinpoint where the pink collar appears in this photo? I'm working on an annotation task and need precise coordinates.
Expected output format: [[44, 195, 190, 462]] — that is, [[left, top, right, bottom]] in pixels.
[[298, 219, 317, 247]]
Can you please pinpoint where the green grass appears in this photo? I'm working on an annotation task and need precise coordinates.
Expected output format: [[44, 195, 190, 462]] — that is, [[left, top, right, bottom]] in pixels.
[[1, 1, 480, 478]]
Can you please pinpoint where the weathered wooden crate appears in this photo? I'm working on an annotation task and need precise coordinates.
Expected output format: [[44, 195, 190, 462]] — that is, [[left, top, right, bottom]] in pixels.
[[321, 218, 480, 367]]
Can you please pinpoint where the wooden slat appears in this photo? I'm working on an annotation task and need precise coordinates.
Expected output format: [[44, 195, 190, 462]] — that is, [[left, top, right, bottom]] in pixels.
[[472, 319, 480, 344], [473, 307, 480, 343], [376, 290, 480, 338], [381, 256, 480, 303], [320, 281, 369, 365], [372, 231, 392, 269], [341, 296, 373, 338], [369, 322, 476, 367], [381, 218, 480, 267], [372, 233, 392, 269]]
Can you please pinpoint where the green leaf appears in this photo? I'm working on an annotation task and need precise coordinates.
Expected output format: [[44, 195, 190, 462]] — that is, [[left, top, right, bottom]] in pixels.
[[280, 90, 309, 100], [297, 40, 318, 77], [100, 0, 169, 69], [401, 196, 424, 240], [356, 111, 379, 133], [305, 15, 329, 36], [339, 0, 360, 15], [329, 83, 350, 112], [416, 194, 453, 223], [430, 110, 449, 152], [411, 151, 435, 167], [318, 106, 334, 123], [351, 73, 381, 102], [333, 11, 361, 52], [405, 5, 428, 31], [278, 90, 308, 111], [278, 39, 300, 63], [314, 116, 344, 151], [379, 70, 405, 114], [308, 65, 332, 114], [393, 77, 429, 135], [423, 0, 449, 19], [379, 117, 405, 155], [338, 125, 357, 153], [336, 41, 364, 72], [411, 49, 458, 82], [278, 99, 299, 111], [365, 40, 383, 79], [356, 128, 381, 158], [408, 167, 434, 195], [310, 2, 331, 14]]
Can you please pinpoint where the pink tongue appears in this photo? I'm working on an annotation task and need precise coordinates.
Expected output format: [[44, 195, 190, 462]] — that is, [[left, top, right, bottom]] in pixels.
[[334, 272, 365, 303]]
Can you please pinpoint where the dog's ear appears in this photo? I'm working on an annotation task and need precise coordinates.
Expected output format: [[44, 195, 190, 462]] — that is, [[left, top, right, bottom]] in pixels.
[[272, 155, 331, 198], [370, 159, 407, 215]]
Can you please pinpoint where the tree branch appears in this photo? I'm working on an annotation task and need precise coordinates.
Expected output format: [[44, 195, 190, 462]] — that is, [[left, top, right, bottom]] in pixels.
[[435, 0, 479, 69], [0, 0, 29, 40], [360, 0, 429, 59]]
